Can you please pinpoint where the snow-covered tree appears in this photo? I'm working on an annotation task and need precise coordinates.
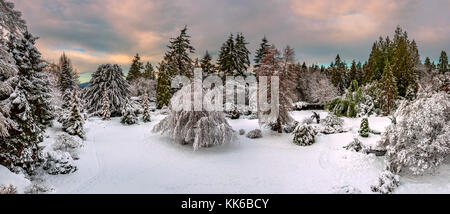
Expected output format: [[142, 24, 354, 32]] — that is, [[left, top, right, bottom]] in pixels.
[[359, 117, 369, 137], [292, 124, 316, 146], [62, 88, 85, 139], [142, 93, 151, 122], [0, 0, 26, 35], [57, 53, 78, 93], [255, 45, 297, 133], [200, 50, 216, 74], [84, 64, 130, 116], [371, 170, 400, 194], [164, 26, 195, 78], [217, 34, 236, 76], [377, 91, 450, 175], [234, 33, 250, 75], [254, 36, 270, 67], [320, 114, 344, 134], [156, 61, 171, 109], [0, 33, 16, 138], [153, 85, 236, 150], [100, 89, 110, 120], [296, 67, 339, 104], [0, 31, 54, 174], [126, 53, 143, 81], [121, 98, 137, 125]]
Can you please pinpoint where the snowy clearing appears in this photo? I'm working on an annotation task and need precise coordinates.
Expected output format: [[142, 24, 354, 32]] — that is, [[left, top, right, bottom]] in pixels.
[[4, 110, 449, 194]]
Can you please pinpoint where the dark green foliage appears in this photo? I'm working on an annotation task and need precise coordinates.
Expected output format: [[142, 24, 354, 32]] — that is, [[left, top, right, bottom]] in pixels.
[[380, 60, 398, 115], [217, 33, 250, 76], [164, 26, 195, 78], [58, 53, 78, 93], [438, 51, 448, 74], [254, 36, 270, 67], [142, 62, 155, 80], [200, 50, 216, 74], [156, 62, 171, 109], [127, 53, 143, 81], [359, 117, 369, 137]]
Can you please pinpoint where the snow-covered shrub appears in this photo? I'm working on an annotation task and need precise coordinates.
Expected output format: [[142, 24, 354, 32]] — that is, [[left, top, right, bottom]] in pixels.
[[296, 70, 339, 104], [24, 183, 51, 194], [121, 99, 138, 125], [62, 89, 85, 139], [311, 112, 320, 124], [142, 94, 151, 123], [239, 129, 246, 135], [344, 138, 368, 153], [292, 124, 316, 146], [101, 89, 110, 120], [359, 117, 369, 137], [320, 114, 344, 134], [53, 133, 82, 160], [43, 151, 77, 175], [129, 77, 156, 99], [378, 91, 450, 175], [332, 185, 362, 194], [283, 121, 298, 133], [371, 170, 400, 194], [0, 184, 17, 194], [246, 129, 262, 139], [153, 86, 236, 150]]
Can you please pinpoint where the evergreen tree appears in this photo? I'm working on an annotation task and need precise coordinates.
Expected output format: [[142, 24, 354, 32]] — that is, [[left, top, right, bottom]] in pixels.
[[359, 117, 369, 137], [126, 53, 143, 81], [349, 60, 357, 82], [62, 88, 85, 139], [142, 93, 151, 122], [424, 57, 432, 72], [234, 33, 250, 75], [164, 26, 195, 78], [392, 27, 415, 97], [121, 98, 137, 125], [217, 34, 235, 76], [84, 64, 130, 116], [438, 51, 448, 74], [200, 50, 216, 74], [254, 36, 270, 67], [156, 62, 171, 109], [58, 53, 78, 93], [1, 31, 54, 174], [101, 89, 110, 120], [380, 60, 398, 115], [142, 62, 155, 80]]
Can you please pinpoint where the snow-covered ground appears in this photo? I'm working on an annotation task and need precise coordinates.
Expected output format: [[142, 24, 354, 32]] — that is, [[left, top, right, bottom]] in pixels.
[[2, 110, 449, 194]]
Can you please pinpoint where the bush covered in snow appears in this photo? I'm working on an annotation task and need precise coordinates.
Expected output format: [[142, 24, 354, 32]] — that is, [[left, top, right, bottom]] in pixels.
[[344, 138, 368, 153], [371, 170, 400, 194], [53, 133, 82, 160], [239, 129, 246, 135], [359, 117, 369, 137], [43, 151, 77, 175], [246, 129, 262, 139], [332, 185, 362, 194], [121, 98, 138, 125], [292, 124, 316, 146], [320, 114, 344, 134], [153, 86, 236, 150], [283, 121, 298, 133], [0, 184, 17, 194], [378, 91, 450, 175]]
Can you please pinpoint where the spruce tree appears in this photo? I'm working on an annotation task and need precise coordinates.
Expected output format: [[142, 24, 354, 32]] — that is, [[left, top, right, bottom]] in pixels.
[[58, 53, 78, 93], [254, 36, 270, 67], [126, 53, 143, 81], [349, 60, 357, 82], [101, 89, 110, 120], [156, 62, 171, 109], [438, 51, 448, 74], [142, 93, 151, 122], [200, 50, 216, 74], [164, 26, 195, 78], [1, 31, 54, 174], [359, 117, 369, 137], [142, 62, 155, 80], [62, 88, 85, 139], [217, 34, 235, 76], [121, 98, 137, 125], [424, 57, 432, 72], [234, 33, 250, 75], [84, 64, 130, 116], [380, 60, 398, 115]]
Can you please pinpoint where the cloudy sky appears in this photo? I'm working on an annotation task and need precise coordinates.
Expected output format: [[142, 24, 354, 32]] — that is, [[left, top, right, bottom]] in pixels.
[[14, 0, 450, 82]]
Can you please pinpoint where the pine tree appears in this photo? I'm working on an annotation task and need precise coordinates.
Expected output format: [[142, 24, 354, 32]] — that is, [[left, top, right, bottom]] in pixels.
[[58, 53, 78, 93], [438, 51, 448, 74], [1, 31, 54, 174], [349, 60, 357, 82], [380, 60, 398, 115], [217, 34, 235, 76], [62, 88, 85, 139], [359, 117, 369, 137], [200, 50, 216, 74], [142, 62, 155, 80], [424, 57, 432, 72], [121, 98, 137, 125], [126, 53, 143, 81], [101, 89, 110, 120], [156, 61, 171, 109], [254, 36, 270, 67], [234, 33, 250, 75], [0, 0, 26, 35], [84, 64, 130, 116], [142, 93, 151, 122], [164, 26, 195, 78]]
